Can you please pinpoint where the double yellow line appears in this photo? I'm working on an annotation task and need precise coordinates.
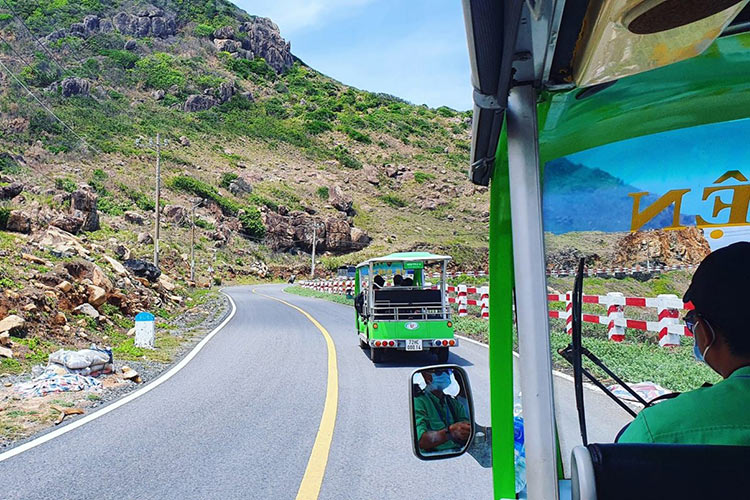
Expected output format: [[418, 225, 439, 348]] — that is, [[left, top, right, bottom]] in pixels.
[[252, 289, 338, 500]]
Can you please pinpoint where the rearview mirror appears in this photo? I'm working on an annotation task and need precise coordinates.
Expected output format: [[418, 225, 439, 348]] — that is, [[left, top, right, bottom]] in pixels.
[[410, 364, 474, 460]]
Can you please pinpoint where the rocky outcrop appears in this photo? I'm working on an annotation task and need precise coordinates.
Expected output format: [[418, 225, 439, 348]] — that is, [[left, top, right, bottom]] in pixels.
[[61, 78, 90, 98], [50, 214, 85, 234], [613, 227, 710, 268], [163, 205, 187, 225], [328, 184, 354, 215], [214, 38, 241, 53], [112, 10, 176, 38], [6, 210, 31, 234], [262, 210, 369, 254], [70, 187, 99, 232], [184, 94, 217, 112], [228, 176, 252, 196], [0, 181, 23, 200], [238, 18, 294, 72]]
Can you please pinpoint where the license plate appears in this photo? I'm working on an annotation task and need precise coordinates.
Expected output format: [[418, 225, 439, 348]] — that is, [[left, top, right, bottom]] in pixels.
[[406, 339, 422, 351]]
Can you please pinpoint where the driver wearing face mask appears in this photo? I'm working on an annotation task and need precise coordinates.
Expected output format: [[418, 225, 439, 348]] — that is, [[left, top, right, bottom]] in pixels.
[[414, 369, 472, 452], [618, 242, 750, 444]]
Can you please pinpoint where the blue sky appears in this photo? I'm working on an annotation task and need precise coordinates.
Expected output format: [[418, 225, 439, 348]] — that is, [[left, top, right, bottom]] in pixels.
[[564, 118, 750, 220], [233, 0, 473, 110]]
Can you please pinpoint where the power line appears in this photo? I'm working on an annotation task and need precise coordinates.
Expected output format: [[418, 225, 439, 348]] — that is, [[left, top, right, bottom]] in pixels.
[[0, 52, 98, 153]]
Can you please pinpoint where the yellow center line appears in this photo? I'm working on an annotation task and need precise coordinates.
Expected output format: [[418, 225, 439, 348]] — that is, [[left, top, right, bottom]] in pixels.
[[252, 288, 338, 500]]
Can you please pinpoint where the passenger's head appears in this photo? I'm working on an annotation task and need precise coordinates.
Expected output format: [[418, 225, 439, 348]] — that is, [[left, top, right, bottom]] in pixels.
[[684, 242, 750, 377], [393, 274, 403, 286], [373, 275, 385, 289], [403, 277, 414, 287]]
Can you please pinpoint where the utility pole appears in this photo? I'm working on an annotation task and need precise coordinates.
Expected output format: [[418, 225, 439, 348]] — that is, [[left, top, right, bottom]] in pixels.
[[190, 199, 202, 283], [136, 133, 169, 268], [310, 220, 318, 278]]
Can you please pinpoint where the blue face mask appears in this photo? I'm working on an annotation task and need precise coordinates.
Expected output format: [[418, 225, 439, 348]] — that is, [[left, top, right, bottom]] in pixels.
[[693, 339, 705, 362], [429, 372, 452, 391]]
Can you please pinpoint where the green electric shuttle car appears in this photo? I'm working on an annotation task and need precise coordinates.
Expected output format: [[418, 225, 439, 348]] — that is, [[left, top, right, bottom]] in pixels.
[[354, 252, 457, 363], [405, 1, 750, 500]]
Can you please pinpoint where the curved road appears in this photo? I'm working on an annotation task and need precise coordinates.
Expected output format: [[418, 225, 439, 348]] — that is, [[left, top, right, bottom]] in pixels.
[[0, 285, 629, 499]]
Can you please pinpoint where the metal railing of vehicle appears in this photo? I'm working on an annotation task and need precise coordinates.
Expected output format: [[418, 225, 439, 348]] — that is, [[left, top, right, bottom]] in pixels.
[[371, 301, 451, 321]]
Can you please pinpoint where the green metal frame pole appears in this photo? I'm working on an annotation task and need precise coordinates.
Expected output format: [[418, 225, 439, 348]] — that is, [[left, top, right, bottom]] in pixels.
[[489, 125, 517, 500]]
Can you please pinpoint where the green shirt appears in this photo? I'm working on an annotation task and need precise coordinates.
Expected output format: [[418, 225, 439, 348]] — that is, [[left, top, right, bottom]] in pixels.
[[618, 365, 750, 444], [414, 391, 470, 451]]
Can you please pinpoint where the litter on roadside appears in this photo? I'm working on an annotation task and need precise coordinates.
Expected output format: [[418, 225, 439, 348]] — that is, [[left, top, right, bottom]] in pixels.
[[47, 345, 114, 377], [14, 371, 102, 398], [607, 381, 669, 403], [51, 405, 85, 425]]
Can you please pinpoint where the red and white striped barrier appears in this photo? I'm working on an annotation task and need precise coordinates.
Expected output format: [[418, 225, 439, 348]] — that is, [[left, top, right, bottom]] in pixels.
[[300, 279, 354, 295], [547, 292, 693, 346]]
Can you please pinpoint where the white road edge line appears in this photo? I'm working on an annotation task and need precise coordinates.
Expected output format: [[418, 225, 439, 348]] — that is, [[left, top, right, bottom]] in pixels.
[[0, 292, 238, 464], [455, 334, 602, 392]]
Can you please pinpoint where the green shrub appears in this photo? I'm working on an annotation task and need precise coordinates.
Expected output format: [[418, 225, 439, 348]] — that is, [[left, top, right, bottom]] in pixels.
[[341, 126, 372, 144], [97, 195, 129, 215], [226, 57, 276, 82], [117, 183, 154, 211], [316, 186, 329, 199], [248, 194, 278, 211], [55, 177, 77, 193], [238, 206, 265, 238], [219, 172, 239, 189], [414, 171, 435, 184], [100, 49, 140, 69], [436, 106, 456, 118], [194, 23, 215, 37], [134, 53, 185, 90], [332, 146, 362, 170], [168, 175, 239, 215], [195, 218, 214, 230], [304, 120, 332, 135], [379, 194, 407, 208], [0, 154, 21, 174], [0, 206, 10, 230]]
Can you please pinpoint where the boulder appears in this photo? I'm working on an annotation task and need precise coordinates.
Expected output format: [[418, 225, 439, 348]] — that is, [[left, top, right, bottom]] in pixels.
[[123, 259, 161, 282], [82, 15, 100, 35], [124, 211, 146, 225], [163, 205, 187, 224], [73, 303, 100, 320], [152, 89, 165, 101], [238, 18, 294, 72], [70, 187, 99, 232], [213, 26, 235, 40], [124, 39, 137, 51], [0, 314, 25, 334], [328, 184, 354, 214], [6, 210, 31, 233], [113, 244, 131, 260], [0, 181, 23, 200], [363, 165, 380, 185], [228, 176, 253, 196], [214, 39, 240, 53], [103, 255, 128, 276], [0, 332, 10, 345], [158, 274, 177, 292], [0, 346, 12, 359], [34, 226, 89, 257], [217, 81, 235, 103], [52, 311, 67, 326], [56, 280, 73, 293], [324, 217, 352, 252], [87, 285, 107, 307], [50, 214, 85, 234], [179, 136, 191, 147], [184, 94, 217, 112], [137, 232, 153, 245], [69, 22, 86, 37], [350, 226, 371, 247], [91, 264, 113, 292], [61, 78, 90, 98]]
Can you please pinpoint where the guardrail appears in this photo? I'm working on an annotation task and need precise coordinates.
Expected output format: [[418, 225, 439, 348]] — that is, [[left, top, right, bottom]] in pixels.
[[299, 279, 693, 347]]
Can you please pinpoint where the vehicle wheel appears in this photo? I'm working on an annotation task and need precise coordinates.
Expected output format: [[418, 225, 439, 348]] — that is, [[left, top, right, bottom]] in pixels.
[[359, 337, 368, 349], [435, 347, 449, 363], [370, 346, 384, 363]]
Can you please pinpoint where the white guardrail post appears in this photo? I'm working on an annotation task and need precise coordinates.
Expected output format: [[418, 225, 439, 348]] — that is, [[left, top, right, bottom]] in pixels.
[[457, 284, 468, 317], [479, 286, 489, 319], [605, 292, 626, 342], [565, 292, 573, 335], [657, 294, 682, 347]]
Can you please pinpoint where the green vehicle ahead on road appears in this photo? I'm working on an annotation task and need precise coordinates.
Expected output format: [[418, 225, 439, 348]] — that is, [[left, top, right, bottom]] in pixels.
[[354, 252, 457, 364]]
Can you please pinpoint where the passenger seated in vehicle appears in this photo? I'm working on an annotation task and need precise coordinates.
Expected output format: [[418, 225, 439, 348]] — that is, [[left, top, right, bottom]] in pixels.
[[402, 277, 414, 287], [373, 275, 385, 289], [393, 274, 403, 287], [617, 242, 750, 445]]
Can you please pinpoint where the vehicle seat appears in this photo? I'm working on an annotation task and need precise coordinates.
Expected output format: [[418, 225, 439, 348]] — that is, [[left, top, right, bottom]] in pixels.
[[571, 443, 750, 500]]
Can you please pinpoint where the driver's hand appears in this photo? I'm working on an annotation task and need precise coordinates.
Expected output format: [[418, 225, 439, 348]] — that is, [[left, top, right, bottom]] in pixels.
[[449, 422, 471, 442]]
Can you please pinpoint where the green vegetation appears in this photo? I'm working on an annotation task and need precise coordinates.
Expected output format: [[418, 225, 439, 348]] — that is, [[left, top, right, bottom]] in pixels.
[[414, 171, 436, 184], [0, 206, 10, 230], [54, 177, 77, 193], [169, 175, 239, 215], [100, 49, 140, 69], [316, 186, 329, 199], [238, 206, 265, 238], [219, 172, 239, 189], [379, 194, 407, 208], [135, 53, 186, 91]]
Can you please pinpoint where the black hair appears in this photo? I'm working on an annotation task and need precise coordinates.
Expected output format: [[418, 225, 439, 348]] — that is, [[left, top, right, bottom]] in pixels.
[[393, 274, 403, 285], [373, 275, 385, 287], [703, 313, 750, 357]]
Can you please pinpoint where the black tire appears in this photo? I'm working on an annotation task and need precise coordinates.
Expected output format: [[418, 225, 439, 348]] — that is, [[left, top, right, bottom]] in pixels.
[[370, 345, 384, 363], [435, 347, 449, 363]]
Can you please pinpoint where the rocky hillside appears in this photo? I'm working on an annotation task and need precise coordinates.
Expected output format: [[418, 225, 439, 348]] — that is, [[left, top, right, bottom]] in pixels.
[[0, 0, 487, 277]]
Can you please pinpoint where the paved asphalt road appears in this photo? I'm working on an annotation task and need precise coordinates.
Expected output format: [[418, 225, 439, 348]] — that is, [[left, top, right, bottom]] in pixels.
[[0, 284, 630, 500]]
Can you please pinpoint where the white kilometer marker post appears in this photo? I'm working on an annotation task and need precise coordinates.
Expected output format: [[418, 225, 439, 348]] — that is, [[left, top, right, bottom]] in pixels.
[[135, 312, 155, 348]]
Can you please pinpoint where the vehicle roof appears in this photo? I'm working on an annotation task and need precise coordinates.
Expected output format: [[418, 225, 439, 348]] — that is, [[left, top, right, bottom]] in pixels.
[[356, 251, 451, 267]]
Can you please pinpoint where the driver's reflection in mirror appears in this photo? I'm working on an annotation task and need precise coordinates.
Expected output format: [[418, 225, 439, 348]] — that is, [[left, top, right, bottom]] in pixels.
[[413, 368, 472, 453]]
